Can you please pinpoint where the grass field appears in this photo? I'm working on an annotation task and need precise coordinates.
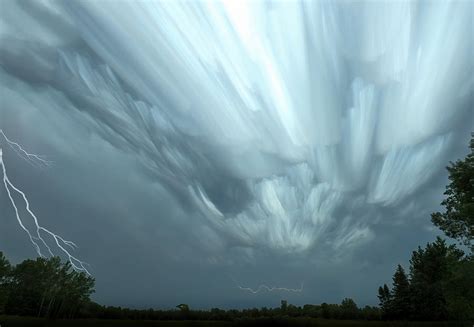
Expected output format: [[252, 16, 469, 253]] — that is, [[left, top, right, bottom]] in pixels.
[[0, 316, 471, 327]]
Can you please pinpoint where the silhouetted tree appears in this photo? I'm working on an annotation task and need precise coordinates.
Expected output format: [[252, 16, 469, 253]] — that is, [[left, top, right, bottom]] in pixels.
[[432, 133, 474, 253], [3, 254, 94, 318], [0, 252, 11, 314], [176, 303, 190, 319], [360, 305, 381, 320], [377, 284, 391, 319], [409, 237, 464, 320], [340, 298, 358, 319], [390, 264, 410, 319], [443, 255, 474, 320], [176, 303, 189, 312]]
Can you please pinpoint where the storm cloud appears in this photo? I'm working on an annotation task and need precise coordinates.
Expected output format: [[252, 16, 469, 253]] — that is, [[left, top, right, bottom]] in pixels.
[[0, 0, 473, 308]]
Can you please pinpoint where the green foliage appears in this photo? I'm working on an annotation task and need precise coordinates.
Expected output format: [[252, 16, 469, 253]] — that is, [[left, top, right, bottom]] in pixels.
[[378, 137, 474, 321], [339, 298, 358, 319], [409, 238, 461, 320], [443, 257, 474, 320], [0, 252, 10, 277], [0, 252, 11, 314], [379, 238, 473, 321], [360, 305, 382, 321], [25, 299, 378, 322], [0, 253, 94, 319], [0, 316, 467, 327], [432, 133, 474, 252]]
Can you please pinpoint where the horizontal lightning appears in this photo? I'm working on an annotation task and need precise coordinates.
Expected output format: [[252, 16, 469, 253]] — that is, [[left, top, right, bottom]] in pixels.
[[237, 282, 304, 294]]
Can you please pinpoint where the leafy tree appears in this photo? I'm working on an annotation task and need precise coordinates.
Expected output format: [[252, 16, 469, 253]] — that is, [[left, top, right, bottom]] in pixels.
[[5, 256, 94, 318], [302, 304, 321, 318], [0, 252, 10, 277], [432, 133, 474, 252], [390, 265, 411, 319], [6, 257, 48, 316], [360, 306, 381, 320], [47, 261, 95, 318], [379, 237, 473, 321], [0, 252, 11, 314], [443, 256, 474, 320], [320, 302, 342, 319], [340, 298, 358, 319]]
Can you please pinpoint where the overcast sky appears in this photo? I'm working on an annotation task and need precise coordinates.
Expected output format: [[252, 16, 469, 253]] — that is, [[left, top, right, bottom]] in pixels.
[[0, 0, 473, 309]]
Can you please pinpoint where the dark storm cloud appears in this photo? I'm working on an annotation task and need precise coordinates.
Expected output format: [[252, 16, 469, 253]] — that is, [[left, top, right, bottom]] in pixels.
[[1, 0, 473, 308]]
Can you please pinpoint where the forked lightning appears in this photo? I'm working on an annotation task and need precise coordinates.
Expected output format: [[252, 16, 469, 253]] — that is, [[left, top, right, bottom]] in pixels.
[[0, 130, 89, 274]]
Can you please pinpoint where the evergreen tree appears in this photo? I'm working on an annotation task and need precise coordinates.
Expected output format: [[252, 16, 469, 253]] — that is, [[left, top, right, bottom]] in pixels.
[[377, 284, 392, 319], [409, 237, 463, 320], [390, 264, 410, 319]]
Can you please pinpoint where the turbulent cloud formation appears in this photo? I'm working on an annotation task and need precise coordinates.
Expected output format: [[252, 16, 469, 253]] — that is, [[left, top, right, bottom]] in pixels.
[[0, 0, 473, 308]]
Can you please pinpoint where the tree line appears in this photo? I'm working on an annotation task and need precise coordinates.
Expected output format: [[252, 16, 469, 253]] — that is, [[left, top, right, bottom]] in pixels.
[[378, 238, 473, 321], [70, 298, 381, 322], [0, 253, 380, 321], [0, 254, 94, 319], [0, 135, 472, 323], [378, 134, 474, 321]]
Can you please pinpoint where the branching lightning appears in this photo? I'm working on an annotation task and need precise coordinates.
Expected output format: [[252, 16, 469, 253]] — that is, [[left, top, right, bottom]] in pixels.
[[237, 282, 304, 294], [0, 130, 52, 168], [0, 129, 89, 274]]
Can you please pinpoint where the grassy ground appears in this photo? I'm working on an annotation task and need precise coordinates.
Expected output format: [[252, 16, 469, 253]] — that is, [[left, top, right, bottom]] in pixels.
[[0, 316, 230, 326], [0, 316, 471, 327]]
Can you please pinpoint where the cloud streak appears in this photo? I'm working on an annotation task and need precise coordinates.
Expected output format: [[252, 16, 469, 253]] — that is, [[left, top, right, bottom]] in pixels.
[[0, 0, 473, 306]]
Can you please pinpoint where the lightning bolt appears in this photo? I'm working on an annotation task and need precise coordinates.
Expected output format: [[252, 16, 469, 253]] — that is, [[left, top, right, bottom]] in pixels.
[[234, 277, 304, 294], [0, 129, 51, 167], [0, 130, 89, 274]]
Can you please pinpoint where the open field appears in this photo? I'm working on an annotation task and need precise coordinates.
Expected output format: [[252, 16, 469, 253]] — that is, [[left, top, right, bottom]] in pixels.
[[0, 316, 471, 327]]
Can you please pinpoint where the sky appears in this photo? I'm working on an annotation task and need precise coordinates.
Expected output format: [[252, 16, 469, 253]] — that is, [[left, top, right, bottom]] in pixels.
[[0, 0, 473, 309]]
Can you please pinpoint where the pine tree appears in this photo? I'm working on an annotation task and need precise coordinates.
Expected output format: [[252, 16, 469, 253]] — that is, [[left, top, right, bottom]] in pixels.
[[377, 283, 392, 319], [409, 237, 463, 320], [391, 264, 411, 319]]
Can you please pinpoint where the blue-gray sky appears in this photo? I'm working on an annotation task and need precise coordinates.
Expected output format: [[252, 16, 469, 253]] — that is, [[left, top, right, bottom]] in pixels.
[[0, 0, 473, 309]]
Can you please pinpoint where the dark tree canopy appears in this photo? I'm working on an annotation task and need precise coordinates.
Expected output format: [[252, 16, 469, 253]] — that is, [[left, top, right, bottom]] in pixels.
[[0, 254, 95, 318], [409, 237, 465, 320], [0, 252, 11, 314], [339, 298, 359, 319], [377, 136, 474, 321], [432, 133, 474, 252], [390, 265, 410, 319], [377, 284, 391, 319], [379, 237, 474, 321]]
